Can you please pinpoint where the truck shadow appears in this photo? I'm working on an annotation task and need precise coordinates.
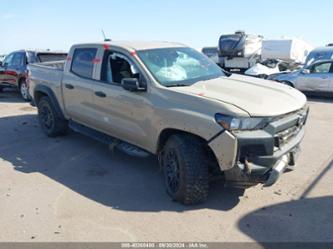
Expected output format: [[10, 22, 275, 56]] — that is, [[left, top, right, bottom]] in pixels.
[[0, 113, 244, 212], [238, 196, 333, 242]]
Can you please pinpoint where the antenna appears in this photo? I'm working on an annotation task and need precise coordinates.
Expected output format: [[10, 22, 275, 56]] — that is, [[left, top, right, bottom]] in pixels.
[[101, 29, 111, 42]]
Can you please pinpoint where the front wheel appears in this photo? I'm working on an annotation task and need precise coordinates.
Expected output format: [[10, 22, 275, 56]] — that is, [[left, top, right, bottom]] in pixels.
[[160, 134, 209, 205]]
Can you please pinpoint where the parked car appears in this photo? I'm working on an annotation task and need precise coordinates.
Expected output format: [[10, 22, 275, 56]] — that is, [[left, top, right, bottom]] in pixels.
[[201, 47, 219, 64], [28, 41, 308, 204], [0, 50, 67, 100], [268, 59, 333, 96]]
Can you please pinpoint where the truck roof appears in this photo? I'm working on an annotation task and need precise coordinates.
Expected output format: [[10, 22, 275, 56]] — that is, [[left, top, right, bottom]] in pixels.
[[73, 41, 187, 51]]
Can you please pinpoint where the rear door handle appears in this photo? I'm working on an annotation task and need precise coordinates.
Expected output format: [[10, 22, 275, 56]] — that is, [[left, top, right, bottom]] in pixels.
[[95, 91, 106, 98], [65, 84, 74, 89]]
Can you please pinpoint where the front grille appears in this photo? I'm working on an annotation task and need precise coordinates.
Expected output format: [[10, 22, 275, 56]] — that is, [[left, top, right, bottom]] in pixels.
[[273, 107, 308, 149], [274, 125, 301, 148]]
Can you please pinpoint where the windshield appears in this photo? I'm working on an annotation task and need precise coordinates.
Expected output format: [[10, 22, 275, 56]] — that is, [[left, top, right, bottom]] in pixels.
[[137, 47, 224, 87]]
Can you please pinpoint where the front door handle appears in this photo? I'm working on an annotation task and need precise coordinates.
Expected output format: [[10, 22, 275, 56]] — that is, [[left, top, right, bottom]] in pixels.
[[95, 91, 106, 98], [65, 84, 74, 89]]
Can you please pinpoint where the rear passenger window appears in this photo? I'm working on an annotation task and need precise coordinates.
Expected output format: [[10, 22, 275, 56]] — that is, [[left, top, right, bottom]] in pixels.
[[71, 48, 97, 78]]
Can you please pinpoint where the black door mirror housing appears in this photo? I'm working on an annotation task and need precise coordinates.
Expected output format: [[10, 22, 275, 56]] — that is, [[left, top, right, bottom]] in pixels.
[[121, 78, 146, 92]]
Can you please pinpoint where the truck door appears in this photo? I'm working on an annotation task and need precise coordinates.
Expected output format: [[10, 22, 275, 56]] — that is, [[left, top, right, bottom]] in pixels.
[[92, 50, 150, 149], [61, 47, 97, 126], [295, 62, 332, 92]]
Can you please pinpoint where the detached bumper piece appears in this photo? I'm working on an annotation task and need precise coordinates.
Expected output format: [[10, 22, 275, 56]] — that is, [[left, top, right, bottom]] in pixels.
[[225, 107, 308, 188]]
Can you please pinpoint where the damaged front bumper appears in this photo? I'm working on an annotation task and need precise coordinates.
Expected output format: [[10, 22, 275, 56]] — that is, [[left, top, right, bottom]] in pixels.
[[209, 107, 308, 188]]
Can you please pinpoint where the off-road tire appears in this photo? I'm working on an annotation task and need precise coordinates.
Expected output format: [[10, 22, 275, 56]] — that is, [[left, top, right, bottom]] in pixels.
[[37, 96, 68, 137], [160, 134, 209, 205]]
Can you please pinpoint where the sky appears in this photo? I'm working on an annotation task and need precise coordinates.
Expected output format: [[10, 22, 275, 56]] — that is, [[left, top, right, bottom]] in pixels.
[[0, 0, 332, 54]]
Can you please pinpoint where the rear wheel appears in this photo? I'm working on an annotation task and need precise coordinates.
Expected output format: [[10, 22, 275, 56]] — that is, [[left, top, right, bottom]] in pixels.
[[160, 134, 209, 205], [37, 96, 68, 137], [19, 80, 31, 101]]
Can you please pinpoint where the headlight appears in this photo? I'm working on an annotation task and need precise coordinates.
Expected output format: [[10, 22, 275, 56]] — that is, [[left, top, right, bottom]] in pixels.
[[215, 114, 272, 131]]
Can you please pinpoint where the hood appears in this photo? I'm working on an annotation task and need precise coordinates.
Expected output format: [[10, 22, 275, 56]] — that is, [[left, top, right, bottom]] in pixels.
[[172, 74, 306, 117]]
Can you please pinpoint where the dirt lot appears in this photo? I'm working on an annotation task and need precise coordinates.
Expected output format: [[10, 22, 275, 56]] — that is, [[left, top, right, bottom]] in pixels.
[[0, 89, 332, 242]]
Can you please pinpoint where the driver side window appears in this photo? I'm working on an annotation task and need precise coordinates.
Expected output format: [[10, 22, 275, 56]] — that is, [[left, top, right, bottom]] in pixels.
[[311, 62, 332, 74], [104, 52, 139, 84]]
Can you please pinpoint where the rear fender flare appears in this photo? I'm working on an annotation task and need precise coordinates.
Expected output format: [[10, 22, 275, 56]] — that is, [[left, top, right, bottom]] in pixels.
[[34, 85, 65, 119]]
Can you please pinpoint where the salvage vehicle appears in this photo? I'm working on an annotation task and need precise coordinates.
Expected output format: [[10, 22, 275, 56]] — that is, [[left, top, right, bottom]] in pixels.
[[245, 59, 289, 78], [269, 59, 333, 96], [245, 59, 302, 79], [218, 31, 263, 73], [0, 50, 67, 100], [28, 41, 309, 204]]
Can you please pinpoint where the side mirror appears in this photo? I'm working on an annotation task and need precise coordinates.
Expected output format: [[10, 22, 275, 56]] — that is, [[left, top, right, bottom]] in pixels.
[[121, 78, 146, 92], [301, 69, 310, 74], [0, 61, 2, 67]]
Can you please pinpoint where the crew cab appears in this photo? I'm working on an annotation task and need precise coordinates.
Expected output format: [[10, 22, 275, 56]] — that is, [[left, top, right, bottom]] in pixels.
[[0, 50, 67, 100], [28, 41, 309, 204]]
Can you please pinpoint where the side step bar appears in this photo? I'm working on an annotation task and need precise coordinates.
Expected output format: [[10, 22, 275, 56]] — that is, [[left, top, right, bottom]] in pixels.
[[69, 120, 150, 158]]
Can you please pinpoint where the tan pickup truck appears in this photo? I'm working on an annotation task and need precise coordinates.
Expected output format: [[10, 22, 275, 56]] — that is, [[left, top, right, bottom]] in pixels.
[[28, 41, 309, 204]]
